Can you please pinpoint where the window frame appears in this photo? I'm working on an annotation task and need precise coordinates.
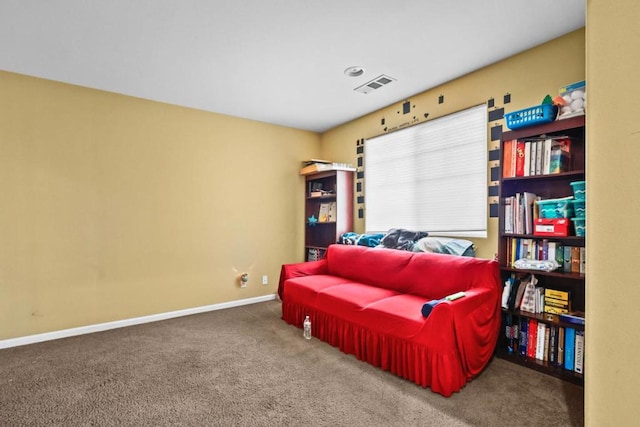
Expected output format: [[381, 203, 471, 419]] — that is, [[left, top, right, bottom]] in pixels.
[[364, 104, 488, 238]]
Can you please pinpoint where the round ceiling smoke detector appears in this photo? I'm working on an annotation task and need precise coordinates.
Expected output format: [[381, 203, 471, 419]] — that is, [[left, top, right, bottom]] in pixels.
[[344, 66, 365, 77]]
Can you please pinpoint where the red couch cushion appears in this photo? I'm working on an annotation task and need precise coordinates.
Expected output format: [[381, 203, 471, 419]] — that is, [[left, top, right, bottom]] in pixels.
[[325, 244, 496, 299], [285, 275, 354, 309], [316, 283, 399, 318]]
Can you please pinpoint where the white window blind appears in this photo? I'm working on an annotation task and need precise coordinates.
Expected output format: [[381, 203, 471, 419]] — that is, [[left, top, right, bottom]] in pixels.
[[365, 104, 487, 237]]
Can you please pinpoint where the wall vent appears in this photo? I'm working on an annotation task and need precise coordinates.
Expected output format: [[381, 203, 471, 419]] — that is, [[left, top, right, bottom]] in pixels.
[[354, 74, 397, 94]]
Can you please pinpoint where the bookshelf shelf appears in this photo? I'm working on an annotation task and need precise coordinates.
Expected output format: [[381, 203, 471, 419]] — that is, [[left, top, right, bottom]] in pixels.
[[500, 266, 585, 280], [501, 309, 585, 331], [501, 170, 585, 183], [494, 347, 584, 386], [304, 170, 354, 261], [497, 115, 586, 385]]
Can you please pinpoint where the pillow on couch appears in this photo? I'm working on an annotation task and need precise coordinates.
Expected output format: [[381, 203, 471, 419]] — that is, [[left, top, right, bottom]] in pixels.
[[337, 232, 385, 247], [379, 228, 428, 251], [413, 236, 475, 257]]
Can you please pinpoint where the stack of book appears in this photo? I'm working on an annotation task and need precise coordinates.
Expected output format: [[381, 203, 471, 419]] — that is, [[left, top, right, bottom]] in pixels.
[[300, 159, 355, 175], [544, 288, 571, 314]]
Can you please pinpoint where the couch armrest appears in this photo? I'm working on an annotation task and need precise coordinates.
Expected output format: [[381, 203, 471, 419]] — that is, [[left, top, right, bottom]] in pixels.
[[429, 287, 501, 377], [277, 260, 328, 301]]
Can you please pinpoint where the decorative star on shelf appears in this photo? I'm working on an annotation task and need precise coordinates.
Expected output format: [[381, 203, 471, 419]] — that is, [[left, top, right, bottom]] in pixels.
[[307, 214, 318, 226]]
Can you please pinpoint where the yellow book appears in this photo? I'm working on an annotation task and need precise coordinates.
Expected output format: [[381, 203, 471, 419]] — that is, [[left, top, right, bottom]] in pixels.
[[544, 305, 570, 315], [544, 288, 570, 301], [544, 297, 571, 309], [318, 203, 330, 222]]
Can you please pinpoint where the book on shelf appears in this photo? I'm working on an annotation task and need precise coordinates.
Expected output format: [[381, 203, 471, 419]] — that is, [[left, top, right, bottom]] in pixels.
[[318, 203, 330, 222], [527, 318, 538, 359], [510, 275, 529, 311], [563, 246, 572, 272], [548, 138, 571, 174], [535, 322, 546, 360], [534, 139, 543, 175], [502, 140, 514, 178], [549, 325, 557, 364], [564, 327, 576, 371], [501, 277, 512, 309], [544, 288, 571, 315], [519, 317, 528, 356], [522, 141, 530, 177], [545, 288, 570, 301], [543, 324, 551, 362], [574, 330, 585, 374], [515, 141, 525, 176], [327, 201, 337, 222], [547, 241, 557, 264], [519, 275, 537, 313], [557, 327, 565, 367], [528, 141, 536, 176], [523, 192, 537, 235], [542, 139, 552, 175], [503, 314, 519, 354], [571, 246, 581, 273], [504, 197, 514, 234]]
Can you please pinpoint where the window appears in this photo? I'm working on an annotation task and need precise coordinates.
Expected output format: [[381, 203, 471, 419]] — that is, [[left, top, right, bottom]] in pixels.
[[365, 104, 487, 237]]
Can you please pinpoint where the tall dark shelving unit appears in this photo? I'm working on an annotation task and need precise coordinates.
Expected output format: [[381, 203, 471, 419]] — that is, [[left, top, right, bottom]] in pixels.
[[496, 115, 586, 385], [303, 169, 354, 261]]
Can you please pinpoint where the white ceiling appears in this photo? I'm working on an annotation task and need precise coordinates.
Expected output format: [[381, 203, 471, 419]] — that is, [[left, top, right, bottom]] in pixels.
[[0, 1, 585, 133]]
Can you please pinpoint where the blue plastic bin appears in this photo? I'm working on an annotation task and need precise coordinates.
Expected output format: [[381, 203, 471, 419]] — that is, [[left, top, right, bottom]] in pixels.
[[505, 104, 558, 130]]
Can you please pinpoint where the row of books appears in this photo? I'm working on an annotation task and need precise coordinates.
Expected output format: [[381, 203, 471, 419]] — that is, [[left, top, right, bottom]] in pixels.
[[503, 192, 538, 235], [502, 137, 571, 178], [504, 314, 584, 374], [502, 273, 577, 315], [318, 202, 337, 222], [505, 237, 585, 274]]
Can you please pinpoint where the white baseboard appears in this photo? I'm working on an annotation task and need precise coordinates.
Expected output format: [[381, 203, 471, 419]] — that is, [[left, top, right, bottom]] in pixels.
[[0, 293, 277, 350]]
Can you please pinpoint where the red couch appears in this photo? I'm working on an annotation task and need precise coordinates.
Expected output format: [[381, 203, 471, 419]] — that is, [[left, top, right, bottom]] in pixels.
[[278, 244, 501, 397]]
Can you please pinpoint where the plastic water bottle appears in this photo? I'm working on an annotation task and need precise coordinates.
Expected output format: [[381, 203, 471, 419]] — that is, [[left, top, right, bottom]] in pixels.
[[303, 315, 311, 340]]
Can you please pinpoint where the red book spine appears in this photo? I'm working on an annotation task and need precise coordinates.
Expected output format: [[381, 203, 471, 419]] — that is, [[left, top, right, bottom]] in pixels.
[[502, 140, 514, 178], [515, 140, 526, 177], [526, 318, 538, 358]]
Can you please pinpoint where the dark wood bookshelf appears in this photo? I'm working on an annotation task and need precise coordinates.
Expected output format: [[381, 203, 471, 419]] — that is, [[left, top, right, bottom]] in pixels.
[[496, 115, 586, 385], [303, 169, 354, 261]]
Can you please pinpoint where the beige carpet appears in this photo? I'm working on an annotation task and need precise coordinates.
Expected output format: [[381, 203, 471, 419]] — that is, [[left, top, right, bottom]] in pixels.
[[0, 300, 583, 426]]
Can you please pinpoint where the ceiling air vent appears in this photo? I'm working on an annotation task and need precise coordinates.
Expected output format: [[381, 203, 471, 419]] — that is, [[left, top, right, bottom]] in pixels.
[[354, 74, 397, 94]]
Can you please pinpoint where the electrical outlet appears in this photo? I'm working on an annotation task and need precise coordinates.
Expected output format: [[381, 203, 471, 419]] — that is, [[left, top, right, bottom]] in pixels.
[[262, 275, 268, 285]]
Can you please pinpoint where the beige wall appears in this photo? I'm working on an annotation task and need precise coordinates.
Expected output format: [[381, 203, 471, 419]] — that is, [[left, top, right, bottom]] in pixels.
[[586, 0, 640, 424], [321, 29, 586, 260], [0, 71, 320, 340]]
